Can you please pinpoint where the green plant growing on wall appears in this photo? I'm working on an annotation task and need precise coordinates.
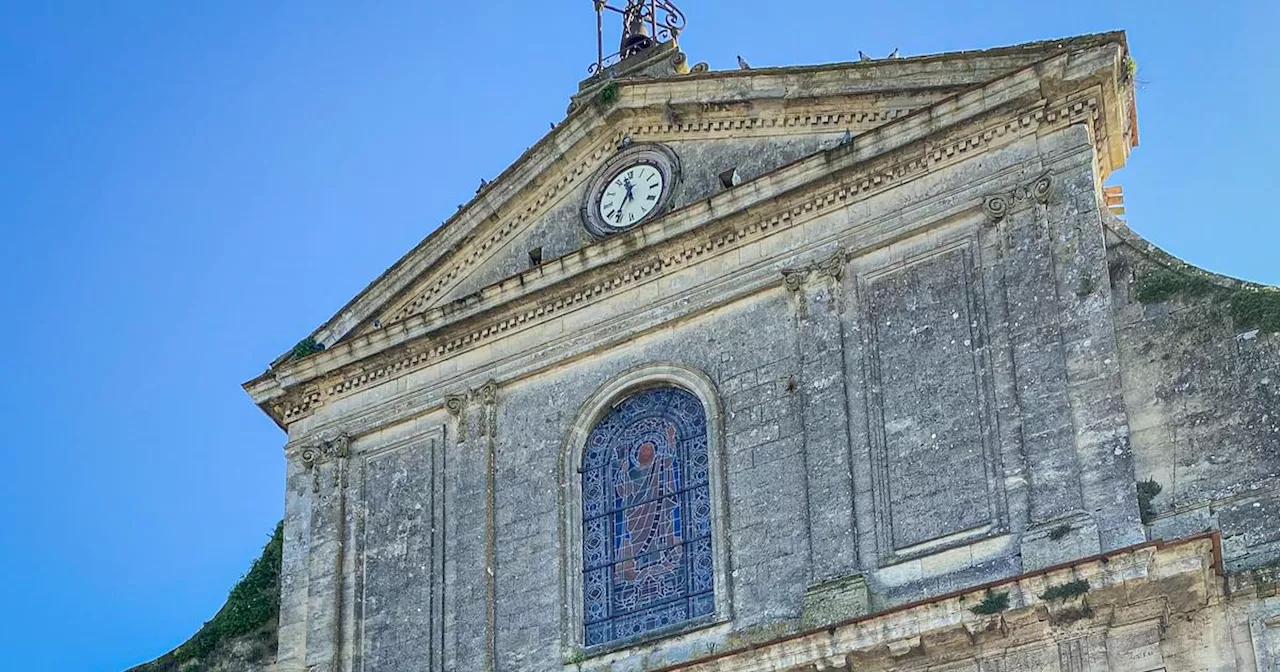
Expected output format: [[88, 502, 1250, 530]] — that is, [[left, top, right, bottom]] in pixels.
[[292, 337, 325, 359], [1137, 478, 1162, 525], [970, 589, 1010, 615], [595, 81, 619, 108], [1039, 578, 1090, 601], [131, 522, 283, 671]]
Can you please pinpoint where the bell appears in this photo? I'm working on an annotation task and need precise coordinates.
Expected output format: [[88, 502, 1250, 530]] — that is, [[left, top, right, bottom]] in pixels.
[[619, 5, 653, 58]]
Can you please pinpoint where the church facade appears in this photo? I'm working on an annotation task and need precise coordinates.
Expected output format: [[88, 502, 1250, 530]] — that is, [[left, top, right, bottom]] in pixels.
[[245, 19, 1280, 671]]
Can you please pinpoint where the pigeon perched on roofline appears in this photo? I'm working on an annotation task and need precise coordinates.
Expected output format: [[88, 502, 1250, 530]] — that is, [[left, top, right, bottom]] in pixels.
[[888, 47, 900, 59], [737, 55, 751, 70], [859, 50, 872, 62]]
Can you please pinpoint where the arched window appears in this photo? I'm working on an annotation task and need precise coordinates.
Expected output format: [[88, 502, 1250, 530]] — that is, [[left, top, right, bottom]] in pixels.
[[580, 385, 714, 647]]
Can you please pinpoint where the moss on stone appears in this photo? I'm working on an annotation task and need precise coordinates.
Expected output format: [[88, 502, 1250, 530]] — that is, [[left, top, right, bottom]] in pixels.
[[1135, 267, 1217, 303], [1135, 266, 1280, 334], [1230, 288, 1280, 333], [130, 521, 283, 672]]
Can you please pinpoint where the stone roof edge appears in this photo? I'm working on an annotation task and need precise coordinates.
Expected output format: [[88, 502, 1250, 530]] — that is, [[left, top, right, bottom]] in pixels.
[[674, 30, 1127, 80], [257, 33, 1129, 369], [1106, 215, 1280, 293], [243, 40, 1132, 425]]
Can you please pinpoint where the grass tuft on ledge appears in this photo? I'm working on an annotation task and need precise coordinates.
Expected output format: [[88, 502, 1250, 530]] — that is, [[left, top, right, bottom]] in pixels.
[[1039, 578, 1090, 602], [969, 589, 1010, 615]]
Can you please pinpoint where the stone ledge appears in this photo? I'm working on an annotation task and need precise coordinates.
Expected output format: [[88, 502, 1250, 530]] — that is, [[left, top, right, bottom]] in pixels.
[[645, 533, 1222, 672]]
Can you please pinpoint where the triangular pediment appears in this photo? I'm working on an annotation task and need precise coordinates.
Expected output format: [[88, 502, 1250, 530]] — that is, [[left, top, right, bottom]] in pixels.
[[322, 34, 1131, 349], [247, 32, 1136, 426]]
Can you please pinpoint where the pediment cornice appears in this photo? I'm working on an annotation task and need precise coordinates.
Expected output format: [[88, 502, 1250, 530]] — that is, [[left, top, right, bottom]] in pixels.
[[271, 35, 1131, 358], [246, 37, 1136, 428]]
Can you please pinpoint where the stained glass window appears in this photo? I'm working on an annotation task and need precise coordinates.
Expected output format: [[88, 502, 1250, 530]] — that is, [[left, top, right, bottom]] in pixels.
[[581, 386, 714, 647]]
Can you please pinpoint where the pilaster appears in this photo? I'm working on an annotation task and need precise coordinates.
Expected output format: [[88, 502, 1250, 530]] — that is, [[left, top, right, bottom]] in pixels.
[[443, 381, 498, 672], [785, 252, 859, 583], [299, 433, 351, 672]]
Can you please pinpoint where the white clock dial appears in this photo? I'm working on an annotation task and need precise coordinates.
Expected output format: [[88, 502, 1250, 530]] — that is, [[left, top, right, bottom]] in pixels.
[[597, 163, 666, 229]]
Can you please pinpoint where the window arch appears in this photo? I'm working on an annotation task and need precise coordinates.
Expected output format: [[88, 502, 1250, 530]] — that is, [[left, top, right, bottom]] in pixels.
[[579, 385, 714, 647]]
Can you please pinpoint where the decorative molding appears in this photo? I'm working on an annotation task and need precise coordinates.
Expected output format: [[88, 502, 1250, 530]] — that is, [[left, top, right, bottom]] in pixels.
[[982, 169, 1054, 225], [856, 241, 1007, 564], [444, 394, 467, 417], [781, 269, 807, 293], [375, 103, 931, 332], [982, 194, 1010, 225], [472, 379, 498, 438], [814, 250, 846, 281], [781, 251, 847, 292], [272, 95, 1100, 424], [622, 106, 918, 142], [297, 432, 351, 466], [300, 433, 351, 485]]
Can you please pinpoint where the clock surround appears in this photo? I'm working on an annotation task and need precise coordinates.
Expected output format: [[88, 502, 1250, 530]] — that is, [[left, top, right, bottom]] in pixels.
[[581, 143, 681, 237]]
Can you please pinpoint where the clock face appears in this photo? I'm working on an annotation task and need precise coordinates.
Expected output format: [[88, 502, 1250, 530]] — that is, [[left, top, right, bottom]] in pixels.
[[597, 164, 666, 230], [581, 144, 680, 237]]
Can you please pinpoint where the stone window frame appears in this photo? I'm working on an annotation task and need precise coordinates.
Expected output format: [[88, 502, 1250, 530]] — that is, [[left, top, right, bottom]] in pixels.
[[559, 362, 733, 660]]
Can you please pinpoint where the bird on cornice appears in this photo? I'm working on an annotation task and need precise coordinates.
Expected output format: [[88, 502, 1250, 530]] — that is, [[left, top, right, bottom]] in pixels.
[[888, 47, 900, 59], [737, 55, 751, 70], [859, 50, 872, 61]]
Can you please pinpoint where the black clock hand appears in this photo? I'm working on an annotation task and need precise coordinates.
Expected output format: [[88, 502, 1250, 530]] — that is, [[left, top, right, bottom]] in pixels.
[[615, 188, 632, 223]]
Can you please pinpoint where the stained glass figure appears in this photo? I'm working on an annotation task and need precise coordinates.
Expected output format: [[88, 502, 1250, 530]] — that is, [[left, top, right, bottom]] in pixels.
[[581, 386, 713, 647]]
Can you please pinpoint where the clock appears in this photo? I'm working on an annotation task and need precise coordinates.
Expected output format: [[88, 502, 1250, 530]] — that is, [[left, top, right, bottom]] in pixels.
[[581, 143, 680, 237]]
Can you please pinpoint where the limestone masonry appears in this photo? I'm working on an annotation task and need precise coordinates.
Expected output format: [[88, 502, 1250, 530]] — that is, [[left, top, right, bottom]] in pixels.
[[241, 30, 1280, 671]]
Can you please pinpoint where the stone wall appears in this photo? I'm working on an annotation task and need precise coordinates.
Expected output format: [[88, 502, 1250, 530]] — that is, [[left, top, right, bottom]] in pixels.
[[253, 35, 1280, 672], [1109, 221, 1280, 571]]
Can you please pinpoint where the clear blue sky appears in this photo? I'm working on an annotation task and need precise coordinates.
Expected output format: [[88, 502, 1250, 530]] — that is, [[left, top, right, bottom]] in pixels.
[[0, 1, 1275, 670]]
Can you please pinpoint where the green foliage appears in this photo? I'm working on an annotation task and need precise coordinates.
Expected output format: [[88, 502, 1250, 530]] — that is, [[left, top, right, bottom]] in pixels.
[[1230, 288, 1280, 333], [131, 522, 284, 672], [1039, 578, 1090, 601], [1137, 478, 1163, 525], [1135, 267, 1217, 303], [292, 337, 325, 359], [1135, 267, 1280, 335], [1123, 55, 1138, 82], [595, 82, 618, 108], [969, 589, 1010, 615], [1047, 524, 1073, 541]]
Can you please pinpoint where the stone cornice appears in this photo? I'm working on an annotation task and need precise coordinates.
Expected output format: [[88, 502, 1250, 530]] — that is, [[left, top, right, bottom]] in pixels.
[[642, 533, 1220, 672], [367, 99, 935, 337], [246, 42, 1134, 429], [253, 35, 1131, 373]]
